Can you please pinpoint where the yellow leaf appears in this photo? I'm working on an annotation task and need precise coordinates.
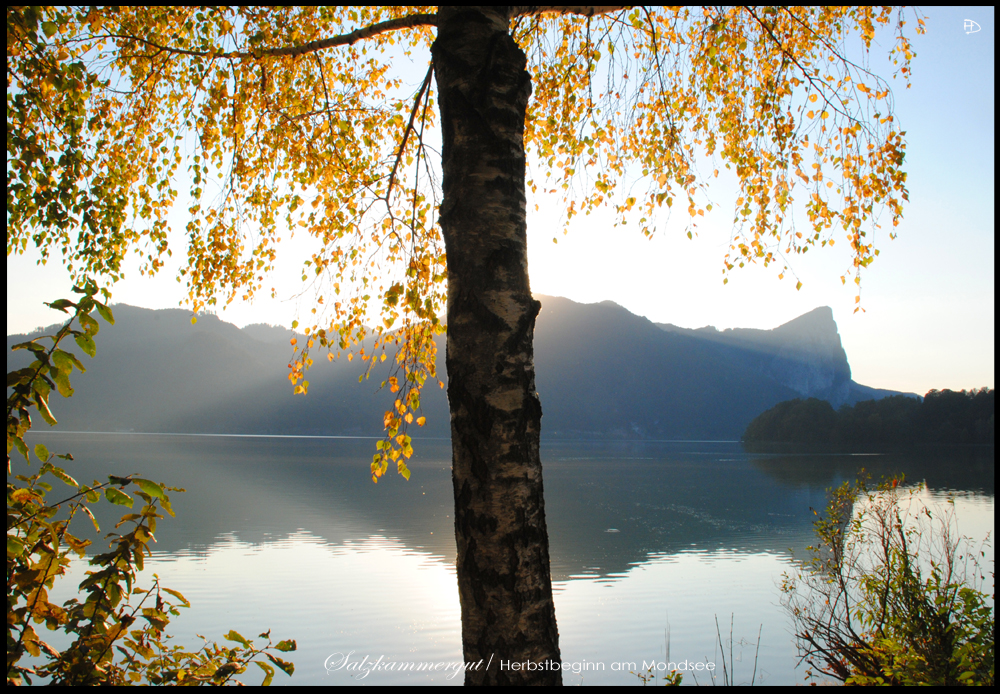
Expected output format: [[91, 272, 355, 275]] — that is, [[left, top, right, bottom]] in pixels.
[[11, 488, 37, 504]]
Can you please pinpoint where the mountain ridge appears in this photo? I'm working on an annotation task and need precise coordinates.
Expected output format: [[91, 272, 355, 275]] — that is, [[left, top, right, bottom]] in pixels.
[[7, 296, 911, 440]]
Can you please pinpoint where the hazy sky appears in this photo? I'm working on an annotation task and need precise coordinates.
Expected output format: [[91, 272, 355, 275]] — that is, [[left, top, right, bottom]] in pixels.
[[7, 7, 994, 396]]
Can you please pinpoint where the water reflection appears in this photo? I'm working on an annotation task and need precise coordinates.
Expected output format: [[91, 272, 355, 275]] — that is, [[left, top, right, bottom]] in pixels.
[[46, 532, 465, 686], [21, 433, 993, 685]]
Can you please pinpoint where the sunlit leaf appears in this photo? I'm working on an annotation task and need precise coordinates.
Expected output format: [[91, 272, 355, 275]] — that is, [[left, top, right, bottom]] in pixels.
[[265, 653, 295, 676], [256, 661, 275, 686], [73, 333, 96, 358], [105, 487, 134, 507], [133, 478, 164, 500], [224, 629, 250, 647]]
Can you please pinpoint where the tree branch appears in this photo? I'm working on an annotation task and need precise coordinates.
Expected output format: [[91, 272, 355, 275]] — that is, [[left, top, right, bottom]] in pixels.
[[384, 64, 435, 205], [261, 13, 438, 57], [100, 13, 438, 61], [510, 6, 631, 19]]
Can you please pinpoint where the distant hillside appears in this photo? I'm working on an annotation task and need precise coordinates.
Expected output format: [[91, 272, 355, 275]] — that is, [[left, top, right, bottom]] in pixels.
[[743, 389, 995, 445], [7, 296, 909, 440]]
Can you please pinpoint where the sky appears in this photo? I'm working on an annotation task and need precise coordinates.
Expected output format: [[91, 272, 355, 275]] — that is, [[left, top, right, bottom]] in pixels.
[[7, 7, 995, 396]]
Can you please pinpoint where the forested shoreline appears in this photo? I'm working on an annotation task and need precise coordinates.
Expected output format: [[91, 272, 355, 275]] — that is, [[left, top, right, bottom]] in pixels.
[[743, 388, 994, 445]]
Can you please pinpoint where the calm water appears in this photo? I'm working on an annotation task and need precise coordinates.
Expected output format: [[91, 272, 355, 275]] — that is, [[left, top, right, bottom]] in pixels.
[[20, 434, 994, 685]]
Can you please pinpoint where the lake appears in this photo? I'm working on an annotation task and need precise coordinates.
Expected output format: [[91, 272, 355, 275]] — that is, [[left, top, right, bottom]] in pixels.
[[20, 433, 994, 685]]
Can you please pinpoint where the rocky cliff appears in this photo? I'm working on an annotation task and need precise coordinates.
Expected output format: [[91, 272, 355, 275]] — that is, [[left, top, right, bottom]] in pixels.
[[657, 306, 856, 407]]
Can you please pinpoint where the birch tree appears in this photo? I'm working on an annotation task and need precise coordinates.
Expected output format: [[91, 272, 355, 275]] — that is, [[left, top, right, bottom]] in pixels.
[[7, 6, 921, 685]]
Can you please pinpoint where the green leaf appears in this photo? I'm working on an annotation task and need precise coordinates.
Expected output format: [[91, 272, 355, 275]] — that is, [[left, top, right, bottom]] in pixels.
[[133, 478, 164, 500], [51, 349, 77, 373], [34, 395, 57, 426], [214, 663, 242, 681], [105, 487, 134, 507], [7, 535, 26, 557], [224, 629, 250, 647], [49, 467, 79, 488], [74, 333, 97, 358], [78, 312, 100, 335], [8, 367, 37, 387], [265, 653, 295, 676], [34, 443, 51, 462], [160, 497, 175, 517], [141, 607, 170, 630], [52, 369, 74, 397], [256, 661, 275, 686], [41, 21, 57, 38], [161, 587, 190, 607], [274, 639, 297, 652], [47, 299, 77, 313], [13, 436, 29, 462], [94, 301, 115, 325], [11, 340, 45, 353], [31, 376, 52, 400], [47, 299, 78, 313]]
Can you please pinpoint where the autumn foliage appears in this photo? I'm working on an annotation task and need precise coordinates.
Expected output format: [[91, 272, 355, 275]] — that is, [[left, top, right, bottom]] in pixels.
[[8, 6, 922, 473]]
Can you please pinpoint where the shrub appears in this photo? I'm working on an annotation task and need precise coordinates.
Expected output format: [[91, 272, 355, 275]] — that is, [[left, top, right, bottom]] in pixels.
[[781, 474, 994, 685], [7, 283, 295, 685]]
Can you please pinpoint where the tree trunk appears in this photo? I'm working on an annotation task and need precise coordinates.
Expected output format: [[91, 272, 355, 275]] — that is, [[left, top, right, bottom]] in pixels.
[[432, 7, 562, 686]]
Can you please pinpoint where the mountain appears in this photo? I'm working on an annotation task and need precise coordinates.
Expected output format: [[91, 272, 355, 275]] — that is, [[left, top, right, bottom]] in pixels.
[[7, 297, 907, 440], [655, 306, 904, 408]]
